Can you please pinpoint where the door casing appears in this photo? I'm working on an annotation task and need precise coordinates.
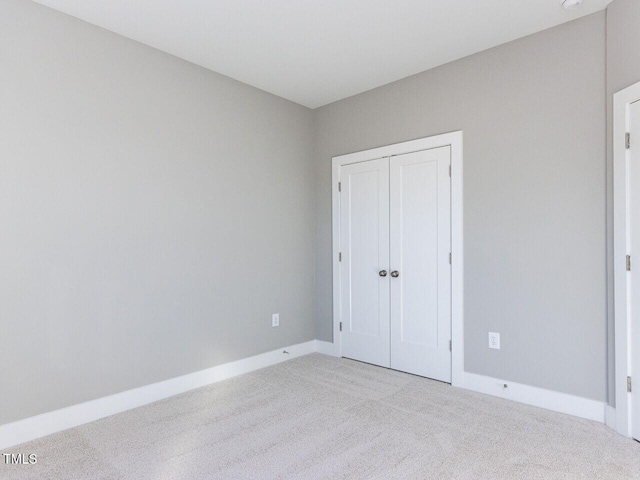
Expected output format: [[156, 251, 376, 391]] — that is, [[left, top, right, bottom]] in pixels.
[[614, 81, 640, 438], [331, 131, 464, 387]]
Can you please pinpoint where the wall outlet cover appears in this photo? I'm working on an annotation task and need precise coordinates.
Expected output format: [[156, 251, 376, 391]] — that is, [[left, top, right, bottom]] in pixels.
[[272, 313, 280, 327], [489, 332, 500, 349]]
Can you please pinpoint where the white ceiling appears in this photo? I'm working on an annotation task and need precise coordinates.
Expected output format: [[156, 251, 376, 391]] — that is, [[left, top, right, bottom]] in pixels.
[[32, 0, 612, 109]]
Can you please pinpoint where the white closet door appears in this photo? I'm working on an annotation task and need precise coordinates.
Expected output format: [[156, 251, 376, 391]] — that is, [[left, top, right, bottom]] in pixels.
[[339, 158, 390, 367], [630, 99, 640, 440], [389, 147, 451, 381]]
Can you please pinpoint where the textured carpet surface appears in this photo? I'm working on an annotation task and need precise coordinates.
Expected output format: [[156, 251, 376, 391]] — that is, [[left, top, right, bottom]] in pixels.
[[2, 353, 639, 479]]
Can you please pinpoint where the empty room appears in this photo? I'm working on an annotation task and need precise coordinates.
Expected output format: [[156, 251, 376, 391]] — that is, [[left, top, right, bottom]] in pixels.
[[2, 0, 640, 478]]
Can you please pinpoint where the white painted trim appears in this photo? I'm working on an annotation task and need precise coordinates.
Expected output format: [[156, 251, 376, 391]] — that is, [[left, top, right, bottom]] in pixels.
[[613, 80, 640, 438], [606, 405, 617, 430], [331, 131, 464, 386], [450, 132, 464, 388], [0, 340, 316, 450], [315, 340, 339, 356], [462, 372, 606, 423], [331, 152, 342, 358], [2, 338, 613, 451]]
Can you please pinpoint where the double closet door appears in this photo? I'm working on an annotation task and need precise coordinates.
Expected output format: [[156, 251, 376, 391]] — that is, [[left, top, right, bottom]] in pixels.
[[338, 146, 451, 382]]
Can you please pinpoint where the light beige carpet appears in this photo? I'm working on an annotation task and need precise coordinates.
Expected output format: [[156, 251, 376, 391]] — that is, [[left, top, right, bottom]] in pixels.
[[2, 353, 639, 479]]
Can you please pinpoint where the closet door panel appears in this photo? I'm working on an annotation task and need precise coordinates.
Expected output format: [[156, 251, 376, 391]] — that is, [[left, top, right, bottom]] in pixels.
[[339, 159, 390, 367], [390, 147, 451, 381]]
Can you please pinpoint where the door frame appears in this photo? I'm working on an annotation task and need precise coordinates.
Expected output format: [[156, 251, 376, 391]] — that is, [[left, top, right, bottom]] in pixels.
[[614, 81, 640, 437], [331, 131, 464, 387]]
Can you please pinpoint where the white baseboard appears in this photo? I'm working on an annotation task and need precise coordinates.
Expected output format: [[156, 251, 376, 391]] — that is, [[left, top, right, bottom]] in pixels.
[[461, 372, 606, 423], [315, 340, 338, 356], [605, 405, 616, 429], [1, 342, 614, 450], [0, 340, 316, 450]]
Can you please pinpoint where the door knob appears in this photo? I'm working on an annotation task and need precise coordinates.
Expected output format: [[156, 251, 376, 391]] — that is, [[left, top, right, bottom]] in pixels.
[[379, 270, 387, 277], [391, 271, 399, 278]]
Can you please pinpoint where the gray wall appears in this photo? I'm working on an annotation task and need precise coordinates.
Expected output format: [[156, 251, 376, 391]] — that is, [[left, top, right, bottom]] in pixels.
[[605, 0, 640, 406], [1, 0, 621, 427], [315, 13, 607, 401], [0, 0, 316, 425]]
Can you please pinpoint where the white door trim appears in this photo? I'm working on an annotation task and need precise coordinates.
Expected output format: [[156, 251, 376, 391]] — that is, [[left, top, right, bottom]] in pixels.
[[331, 131, 464, 387], [613, 81, 640, 438]]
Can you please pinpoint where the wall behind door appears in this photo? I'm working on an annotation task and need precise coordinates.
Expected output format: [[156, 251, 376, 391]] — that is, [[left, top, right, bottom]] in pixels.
[[0, 0, 316, 426], [314, 13, 607, 402]]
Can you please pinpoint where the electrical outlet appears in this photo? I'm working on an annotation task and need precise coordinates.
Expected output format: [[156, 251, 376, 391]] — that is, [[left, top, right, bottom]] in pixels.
[[489, 332, 500, 350], [272, 313, 279, 327]]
